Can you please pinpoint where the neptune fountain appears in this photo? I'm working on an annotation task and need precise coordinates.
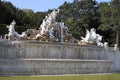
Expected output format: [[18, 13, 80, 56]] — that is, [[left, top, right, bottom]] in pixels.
[[0, 9, 115, 76]]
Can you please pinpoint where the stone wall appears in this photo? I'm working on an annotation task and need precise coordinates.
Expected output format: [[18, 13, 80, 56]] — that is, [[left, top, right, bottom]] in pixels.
[[0, 41, 106, 60], [106, 49, 120, 72], [0, 59, 112, 75]]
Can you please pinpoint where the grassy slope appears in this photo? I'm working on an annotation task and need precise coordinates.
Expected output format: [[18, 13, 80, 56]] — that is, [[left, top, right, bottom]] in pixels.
[[0, 74, 120, 80]]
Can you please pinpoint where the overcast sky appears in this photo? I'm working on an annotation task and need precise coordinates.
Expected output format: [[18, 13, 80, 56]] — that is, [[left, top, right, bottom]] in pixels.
[[4, 0, 110, 12]]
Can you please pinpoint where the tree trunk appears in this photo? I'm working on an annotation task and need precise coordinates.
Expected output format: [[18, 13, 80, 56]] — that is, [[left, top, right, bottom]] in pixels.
[[116, 30, 119, 46]]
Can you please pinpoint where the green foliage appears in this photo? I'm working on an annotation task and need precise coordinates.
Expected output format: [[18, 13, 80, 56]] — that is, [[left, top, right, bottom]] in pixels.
[[0, 0, 46, 34], [0, 24, 7, 35], [98, 0, 120, 45], [58, 0, 99, 39]]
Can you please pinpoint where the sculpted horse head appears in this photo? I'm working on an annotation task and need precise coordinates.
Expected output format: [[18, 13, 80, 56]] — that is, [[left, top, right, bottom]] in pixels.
[[81, 28, 103, 46], [96, 34, 103, 46], [6, 20, 16, 33], [90, 28, 97, 39]]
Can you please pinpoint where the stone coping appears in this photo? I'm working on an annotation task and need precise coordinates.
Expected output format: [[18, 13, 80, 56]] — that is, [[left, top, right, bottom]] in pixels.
[[11, 40, 103, 48], [0, 40, 104, 49], [0, 59, 113, 62]]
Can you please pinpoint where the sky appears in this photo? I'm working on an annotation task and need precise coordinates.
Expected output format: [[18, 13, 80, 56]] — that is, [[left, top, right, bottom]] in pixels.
[[4, 0, 110, 12]]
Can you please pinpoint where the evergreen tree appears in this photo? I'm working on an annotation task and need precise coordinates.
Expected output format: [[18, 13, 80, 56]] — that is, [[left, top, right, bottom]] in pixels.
[[98, 0, 120, 45], [59, 0, 99, 39], [111, 0, 120, 46]]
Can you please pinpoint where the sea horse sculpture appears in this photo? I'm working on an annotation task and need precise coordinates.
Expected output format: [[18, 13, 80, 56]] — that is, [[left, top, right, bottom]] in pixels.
[[6, 20, 27, 40], [81, 28, 103, 46]]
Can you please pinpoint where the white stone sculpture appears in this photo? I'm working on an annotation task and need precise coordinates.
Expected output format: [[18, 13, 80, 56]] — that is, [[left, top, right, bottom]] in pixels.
[[104, 42, 108, 49], [81, 28, 103, 46], [6, 20, 27, 40], [114, 44, 119, 51], [35, 9, 71, 42], [50, 9, 59, 21], [39, 10, 59, 37], [40, 19, 48, 35]]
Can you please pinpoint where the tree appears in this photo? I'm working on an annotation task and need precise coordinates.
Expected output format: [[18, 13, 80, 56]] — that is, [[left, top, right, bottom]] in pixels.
[[0, 0, 8, 23], [98, 1, 120, 46], [2, 1, 16, 24], [59, 0, 99, 39], [110, 0, 120, 46], [35, 12, 47, 28]]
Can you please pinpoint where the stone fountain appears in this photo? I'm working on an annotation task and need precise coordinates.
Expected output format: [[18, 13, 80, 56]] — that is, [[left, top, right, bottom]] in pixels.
[[0, 9, 113, 76]]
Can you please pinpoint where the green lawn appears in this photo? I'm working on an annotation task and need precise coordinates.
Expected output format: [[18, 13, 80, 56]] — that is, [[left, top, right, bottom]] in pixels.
[[0, 74, 120, 80]]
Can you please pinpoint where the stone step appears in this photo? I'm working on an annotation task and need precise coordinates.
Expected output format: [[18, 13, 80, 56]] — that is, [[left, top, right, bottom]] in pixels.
[[0, 59, 112, 76]]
